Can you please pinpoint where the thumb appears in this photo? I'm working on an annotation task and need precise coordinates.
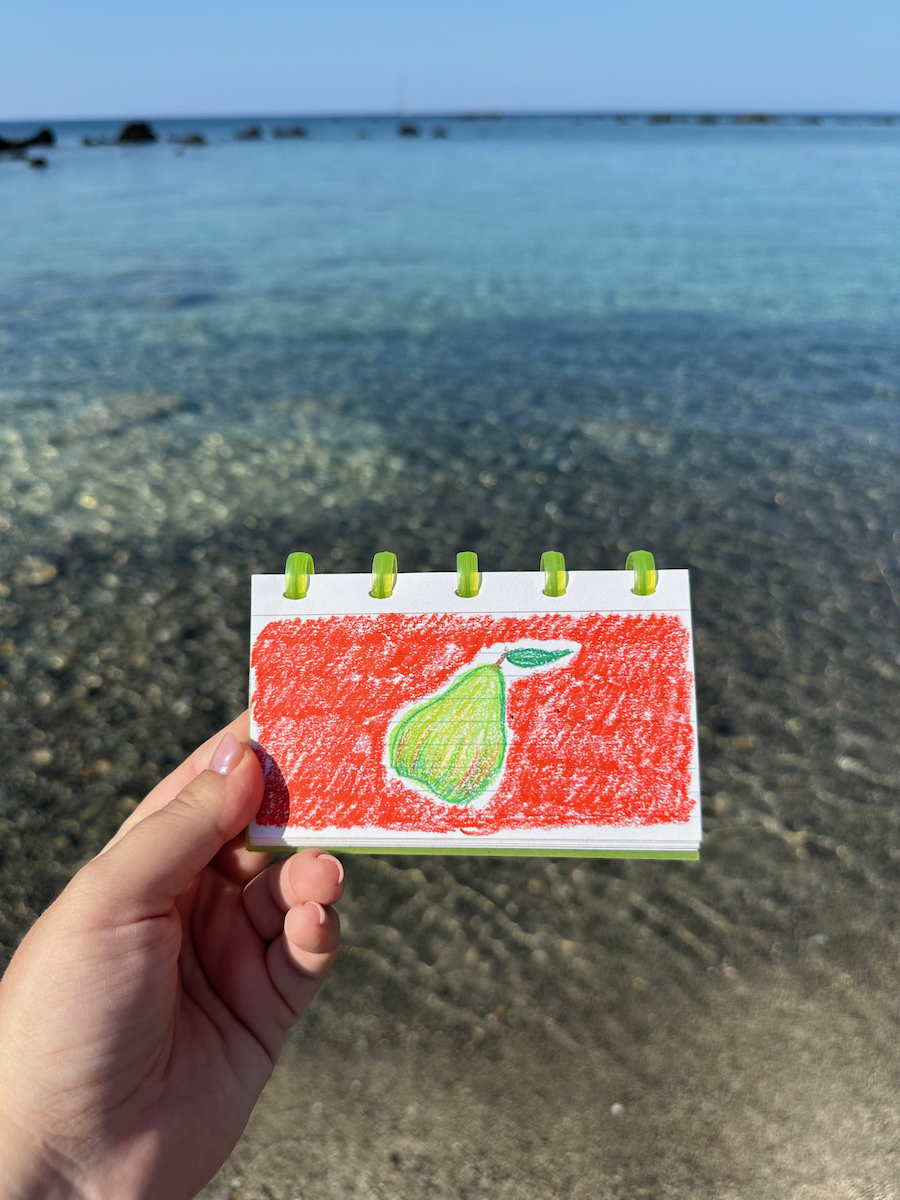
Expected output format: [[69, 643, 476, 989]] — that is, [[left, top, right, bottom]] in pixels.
[[82, 732, 264, 923]]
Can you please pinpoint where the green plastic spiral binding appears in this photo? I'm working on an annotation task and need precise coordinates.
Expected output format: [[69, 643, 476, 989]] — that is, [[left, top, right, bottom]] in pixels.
[[541, 550, 568, 597], [284, 552, 314, 599], [626, 550, 657, 596], [370, 551, 398, 599], [456, 551, 481, 597]]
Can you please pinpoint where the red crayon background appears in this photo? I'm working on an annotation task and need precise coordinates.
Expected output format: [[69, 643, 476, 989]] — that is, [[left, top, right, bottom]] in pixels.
[[252, 611, 695, 835]]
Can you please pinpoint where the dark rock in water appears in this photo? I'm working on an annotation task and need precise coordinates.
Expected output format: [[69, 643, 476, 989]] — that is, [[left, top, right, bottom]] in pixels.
[[649, 113, 673, 124], [398, 122, 420, 137], [431, 126, 448, 138], [273, 125, 307, 139], [83, 136, 113, 146], [28, 157, 48, 169], [169, 132, 205, 145], [117, 122, 157, 144], [0, 126, 55, 151], [800, 116, 821, 125], [13, 555, 57, 586], [46, 390, 184, 443], [698, 114, 719, 125], [235, 124, 262, 140], [733, 113, 778, 124]]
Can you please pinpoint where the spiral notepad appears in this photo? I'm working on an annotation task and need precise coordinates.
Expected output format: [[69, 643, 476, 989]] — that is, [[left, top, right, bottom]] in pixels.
[[248, 551, 701, 858]]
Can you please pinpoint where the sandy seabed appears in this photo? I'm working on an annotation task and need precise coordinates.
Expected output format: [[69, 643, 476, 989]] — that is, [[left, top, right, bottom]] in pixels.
[[2, 355, 900, 1197]]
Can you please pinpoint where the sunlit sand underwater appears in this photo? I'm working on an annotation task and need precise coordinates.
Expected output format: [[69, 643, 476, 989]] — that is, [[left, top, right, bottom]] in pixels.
[[1, 115, 899, 1196]]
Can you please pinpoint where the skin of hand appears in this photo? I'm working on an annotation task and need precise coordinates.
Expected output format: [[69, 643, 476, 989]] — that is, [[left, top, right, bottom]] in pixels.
[[0, 712, 343, 1200]]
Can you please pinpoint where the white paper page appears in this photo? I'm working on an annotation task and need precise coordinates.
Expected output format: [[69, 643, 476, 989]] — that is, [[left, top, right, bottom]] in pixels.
[[248, 570, 701, 856]]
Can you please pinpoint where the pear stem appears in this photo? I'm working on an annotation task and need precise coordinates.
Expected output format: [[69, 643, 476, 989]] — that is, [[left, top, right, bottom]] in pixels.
[[494, 651, 508, 667]]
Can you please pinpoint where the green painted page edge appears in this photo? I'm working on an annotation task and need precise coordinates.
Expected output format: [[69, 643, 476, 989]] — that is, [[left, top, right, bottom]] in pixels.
[[244, 836, 698, 860]]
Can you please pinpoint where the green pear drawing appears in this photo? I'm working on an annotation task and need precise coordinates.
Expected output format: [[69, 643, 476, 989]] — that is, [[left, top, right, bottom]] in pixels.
[[388, 646, 574, 806]]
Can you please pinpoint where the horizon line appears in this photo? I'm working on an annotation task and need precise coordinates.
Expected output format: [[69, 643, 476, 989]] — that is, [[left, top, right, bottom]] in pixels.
[[3, 107, 900, 125]]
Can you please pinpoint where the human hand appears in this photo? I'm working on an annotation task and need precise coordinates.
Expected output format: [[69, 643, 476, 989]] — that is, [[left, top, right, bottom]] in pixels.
[[0, 713, 343, 1200]]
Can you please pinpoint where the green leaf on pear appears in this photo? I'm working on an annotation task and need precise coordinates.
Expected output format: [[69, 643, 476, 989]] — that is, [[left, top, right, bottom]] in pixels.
[[505, 647, 573, 669]]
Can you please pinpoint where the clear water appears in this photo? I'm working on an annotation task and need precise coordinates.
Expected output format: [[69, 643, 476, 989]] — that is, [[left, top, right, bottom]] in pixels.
[[3, 119, 900, 398], [2, 114, 899, 549], [3, 117, 900, 1194]]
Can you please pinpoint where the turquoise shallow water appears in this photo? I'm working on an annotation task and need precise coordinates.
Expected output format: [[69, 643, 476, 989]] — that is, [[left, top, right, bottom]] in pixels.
[[2, 116, 900, 549], [2, 115, 900, 1197], [3, 117, 900, 430]]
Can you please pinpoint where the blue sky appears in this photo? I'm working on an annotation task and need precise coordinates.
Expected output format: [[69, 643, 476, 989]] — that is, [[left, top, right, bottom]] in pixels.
[[2, 0, 898, 120]]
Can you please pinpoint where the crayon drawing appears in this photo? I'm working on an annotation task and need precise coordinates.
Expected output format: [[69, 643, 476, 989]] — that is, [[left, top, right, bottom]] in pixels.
[[251, 610, 695, 836], [387, 644, 575, 807]]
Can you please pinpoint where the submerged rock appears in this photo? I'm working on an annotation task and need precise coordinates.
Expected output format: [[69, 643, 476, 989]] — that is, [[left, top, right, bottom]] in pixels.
[[235, 124, 262, 140], [117, 122, 158, 144], [13, 556, 57, 586], [733, 113, 778, 124], [28, 157, 48, 169], [273, 125, 307, 139], [431, 126, 448, 138], [46, 391, 184, 443], [168, 132, 206, 145], [398, 122, 420, 137]]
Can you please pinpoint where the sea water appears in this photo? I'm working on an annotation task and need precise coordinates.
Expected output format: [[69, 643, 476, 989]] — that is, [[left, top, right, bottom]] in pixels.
[[3, 116, 900, 446], [3, 114, 900, 1192]]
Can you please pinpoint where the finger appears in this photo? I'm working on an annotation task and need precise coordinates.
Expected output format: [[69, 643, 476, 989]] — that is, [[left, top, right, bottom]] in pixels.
[[211, 832, 274, 887], [104, 711, 252, 851], [266, 902, 341, 1020], [243, 849, 345, 942], [183, 869, 298, 1066], [82, 733, 264, 923]]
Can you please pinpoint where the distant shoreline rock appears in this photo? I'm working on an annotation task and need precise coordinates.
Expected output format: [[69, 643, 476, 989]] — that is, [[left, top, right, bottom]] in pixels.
[[83, 122, 159, 148], [0, 127, 54, 152], [235, 125, 262, 140], [273, 125, 307, 139], [117, 122, 158, 144]]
